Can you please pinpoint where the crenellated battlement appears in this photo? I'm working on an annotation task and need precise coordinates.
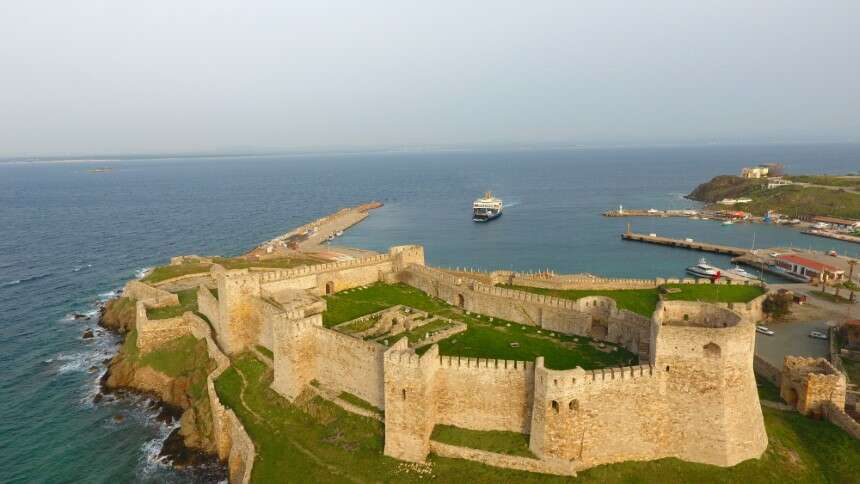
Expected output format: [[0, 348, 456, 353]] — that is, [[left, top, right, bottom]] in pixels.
[[256, 253, 393, 284], [437, 355, 533, 373]]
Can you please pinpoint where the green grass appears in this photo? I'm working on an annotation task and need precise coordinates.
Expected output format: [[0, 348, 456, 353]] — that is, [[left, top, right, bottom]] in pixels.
[[505, 284, 764, 318], [142, 262, 213, 284], [400, 319, 457, 344], [338, 392, 381, 413], [255, 345, 274, 359], [503, 285, 660, 317], [146, 288, 198, 320], [431, 425, 534, 458], [734, 185, 860, 219], [325, 283, 635, 369], [841, 359, 860, 386], [138, 334, 210, 377], [662, 283, 764, 304], [756, 375, 783, 402], [216, 354, 860, 484], [786, 175, 860, 189], [339, 316, 379, 334], [323, 283, 451, 327]]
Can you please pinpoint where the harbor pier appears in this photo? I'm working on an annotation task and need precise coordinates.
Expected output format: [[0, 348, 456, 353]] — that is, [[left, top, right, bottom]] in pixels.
[[621, 231, 749, 256]]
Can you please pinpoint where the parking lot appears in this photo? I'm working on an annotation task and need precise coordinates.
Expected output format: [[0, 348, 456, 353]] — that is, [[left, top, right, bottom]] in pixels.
[[755, 319, 831, 369]]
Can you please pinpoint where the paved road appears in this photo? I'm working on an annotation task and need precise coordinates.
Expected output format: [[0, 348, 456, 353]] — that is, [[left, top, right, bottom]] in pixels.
[[755, 319, 831, 368], [793, 181, 860, 195]]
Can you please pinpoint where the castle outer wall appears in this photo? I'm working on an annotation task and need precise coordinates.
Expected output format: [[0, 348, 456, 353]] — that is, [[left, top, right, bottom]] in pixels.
[[203, 245, 768, 474]]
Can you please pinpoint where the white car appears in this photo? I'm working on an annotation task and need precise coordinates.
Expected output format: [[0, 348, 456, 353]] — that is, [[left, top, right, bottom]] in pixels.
[[756, 325, 775, 336], [809, 331, 828, 340]]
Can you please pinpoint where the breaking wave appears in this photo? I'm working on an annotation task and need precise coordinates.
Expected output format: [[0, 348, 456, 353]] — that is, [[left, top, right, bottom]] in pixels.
[[135, 267, 153, 280]]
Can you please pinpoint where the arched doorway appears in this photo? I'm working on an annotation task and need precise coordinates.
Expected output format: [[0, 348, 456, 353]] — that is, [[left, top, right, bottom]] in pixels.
[[325, 281, 335, 295], [456, 293, 465, 308], [785, 387, 798, 407]]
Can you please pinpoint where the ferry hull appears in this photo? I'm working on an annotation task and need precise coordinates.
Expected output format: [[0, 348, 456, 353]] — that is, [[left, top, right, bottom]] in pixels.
[[473, 212, 502, 223]]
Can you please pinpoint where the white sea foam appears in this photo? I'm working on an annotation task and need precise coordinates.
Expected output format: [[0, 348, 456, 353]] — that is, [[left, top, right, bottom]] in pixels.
[[73, 263, 93, 272], [135, 267, 153, 280], [138, 419, 180, 478], [98, 289, 121, 301]]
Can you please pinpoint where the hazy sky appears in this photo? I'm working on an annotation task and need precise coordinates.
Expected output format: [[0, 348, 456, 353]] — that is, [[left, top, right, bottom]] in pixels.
[[2, 1, 859, 156]]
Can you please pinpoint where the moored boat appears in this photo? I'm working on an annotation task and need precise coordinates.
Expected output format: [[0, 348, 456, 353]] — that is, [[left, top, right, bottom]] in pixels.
[[686, 257, 719, 278]]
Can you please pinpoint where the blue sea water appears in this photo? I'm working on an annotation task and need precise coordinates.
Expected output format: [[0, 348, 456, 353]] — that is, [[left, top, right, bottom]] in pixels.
[[0, 143, 858, 482]]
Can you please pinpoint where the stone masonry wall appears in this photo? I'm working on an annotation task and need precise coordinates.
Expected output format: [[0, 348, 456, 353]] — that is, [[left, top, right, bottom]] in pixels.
[[781, 356, 847, 415], [197, 285, 220, 329], [400, 265, 650, 356], [434, 356, 534, 433], [312, 326, 387, 408], [124, 280, 179, 307], [529, 361, 670, 468]]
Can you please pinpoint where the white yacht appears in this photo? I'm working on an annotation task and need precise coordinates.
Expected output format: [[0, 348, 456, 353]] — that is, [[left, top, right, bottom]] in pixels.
[[727, 266, 759, 281], [686, 258, 719, 278]]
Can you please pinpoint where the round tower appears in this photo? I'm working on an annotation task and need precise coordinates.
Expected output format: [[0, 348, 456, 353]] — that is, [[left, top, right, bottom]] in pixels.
[[651, 300, 768, 466]]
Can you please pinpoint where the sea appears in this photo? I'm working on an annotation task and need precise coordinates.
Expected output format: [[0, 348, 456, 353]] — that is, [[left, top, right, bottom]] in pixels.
[[1, 143, 858, 482]]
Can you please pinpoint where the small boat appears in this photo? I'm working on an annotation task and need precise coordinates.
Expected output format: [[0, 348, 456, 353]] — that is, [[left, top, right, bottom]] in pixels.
[[727, 266, 759, 281], [686, 258, 719, 278], [722, 220, 734, 226], [335, 230, 344, 237]]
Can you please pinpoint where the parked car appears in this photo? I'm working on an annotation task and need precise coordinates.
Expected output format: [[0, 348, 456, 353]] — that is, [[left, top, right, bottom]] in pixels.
[[756, 325, 775, 336], [809, 330, 828, 340]]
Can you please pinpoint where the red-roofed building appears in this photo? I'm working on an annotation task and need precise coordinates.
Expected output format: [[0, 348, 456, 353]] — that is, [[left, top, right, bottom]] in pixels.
[[775, 254, 845, 283]]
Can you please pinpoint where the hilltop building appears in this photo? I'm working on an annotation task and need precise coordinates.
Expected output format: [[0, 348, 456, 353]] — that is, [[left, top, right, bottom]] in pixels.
[[741, 163, 784, 179]]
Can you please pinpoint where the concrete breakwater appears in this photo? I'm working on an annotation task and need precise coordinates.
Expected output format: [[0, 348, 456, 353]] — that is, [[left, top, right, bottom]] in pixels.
[[621, 232, 749, 256], [248, 201, 382, 257]]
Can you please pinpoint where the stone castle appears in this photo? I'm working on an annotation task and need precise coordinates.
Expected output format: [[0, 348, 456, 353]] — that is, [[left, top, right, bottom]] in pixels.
[[135, 244, 770, 476]]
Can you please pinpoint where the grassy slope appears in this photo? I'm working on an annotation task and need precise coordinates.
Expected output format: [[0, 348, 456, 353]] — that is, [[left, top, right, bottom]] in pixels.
[[119, 331, 212, 399], [431, 425, 534, 458], [786, 175, 860, 189], [324, 283, 635, 370], [687, 175, 860, 219], [505, 284, 763, 318], [687, 175, 765, 203], [216, 354, 860, 484]]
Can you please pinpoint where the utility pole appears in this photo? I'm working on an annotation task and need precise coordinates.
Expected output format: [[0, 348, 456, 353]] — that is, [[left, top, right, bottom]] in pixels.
[[848, 259, 857, 303]]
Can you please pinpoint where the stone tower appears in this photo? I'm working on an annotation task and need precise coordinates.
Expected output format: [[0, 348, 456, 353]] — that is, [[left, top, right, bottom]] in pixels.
[[650, 300, 768, 466]]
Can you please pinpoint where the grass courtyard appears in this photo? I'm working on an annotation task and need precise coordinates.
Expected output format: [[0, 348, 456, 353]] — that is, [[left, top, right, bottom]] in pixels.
[[215, 353, 860, 484], [504, 283, 764, 317], [323, 283, 636, 370]]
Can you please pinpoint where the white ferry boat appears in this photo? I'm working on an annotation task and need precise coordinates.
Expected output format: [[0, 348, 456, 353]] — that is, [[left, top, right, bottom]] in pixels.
[[473, 192, 503, 222], [686, 258, 719, 278]]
